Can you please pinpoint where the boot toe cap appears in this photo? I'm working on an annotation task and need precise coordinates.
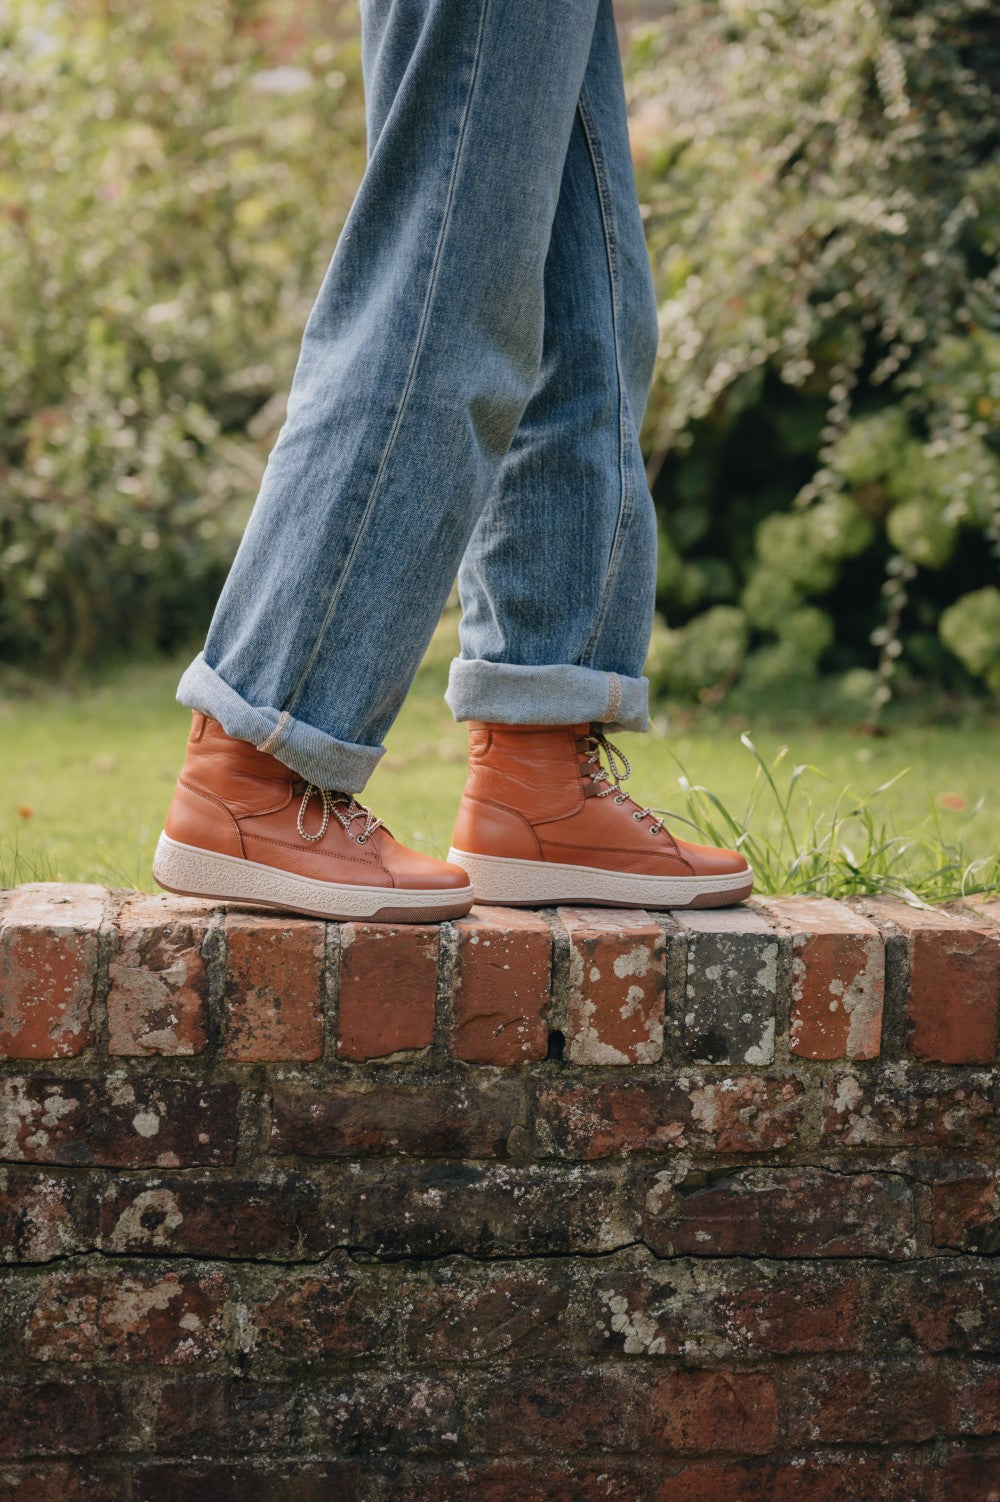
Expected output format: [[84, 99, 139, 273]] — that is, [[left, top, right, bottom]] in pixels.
[[677, 838, 750, 879]]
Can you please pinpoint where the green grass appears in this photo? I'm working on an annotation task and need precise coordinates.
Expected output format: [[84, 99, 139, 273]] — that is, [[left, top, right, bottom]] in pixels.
[[2, 611, 998, 899]]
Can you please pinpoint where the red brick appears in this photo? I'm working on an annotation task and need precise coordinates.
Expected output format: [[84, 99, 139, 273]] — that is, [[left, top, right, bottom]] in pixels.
[[782, 1358, 942, 1443], [643, 1166, 915, 1259], [469, 1366, 639, 1453], [536, 1074, 806, 1158], [22, 1267, 226, 1364], [0, 1169, 87, 1262], [97, 1174, 328, 1258], [0, 1380, 123, 1457], [647, 1369, 778, 1454], [932, 1174, 1000, 1252], [0, 884, 106, 1058], [0, 1075, 239, 1167], [222, 912, 324, 1061], [945, 1360, 1000, 1435], [931, 1450, 1000, 1502], [131, 1462, 357, 1502], [888, 1263, 1000, 1352], [863, 896, 1000, 1063], [306, 1372, 459, 1454], [0, 1463, 123, 1501], [107, 894, 211, 1056], [240, 1264, 388, 1363], [402, 1262, 575, 1362], [451, 907, 550, 1064], [377, 1462, 652, 1502], [757, 897, 883, 1058], [351, 1162, 638, 1257], [558, 909, 665, 1064], [153, 1376, 294, 1453], [822, 1067, 998, 1148], [655, 1454, 929, 1502], [337, 921, 438, 1060], [270, 1078, 524, 1157]]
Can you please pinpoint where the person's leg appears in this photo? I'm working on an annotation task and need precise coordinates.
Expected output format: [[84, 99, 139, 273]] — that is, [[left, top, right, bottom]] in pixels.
[[446, 0, 660, 734], [444, 0, 752, 908], [175, 0, 604, 795]]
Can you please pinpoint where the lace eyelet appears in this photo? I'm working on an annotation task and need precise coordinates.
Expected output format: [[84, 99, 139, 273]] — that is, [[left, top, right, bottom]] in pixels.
[[356, 834, 366, 844], [613, 794, 626, 805], [632, 810, 644, 821]]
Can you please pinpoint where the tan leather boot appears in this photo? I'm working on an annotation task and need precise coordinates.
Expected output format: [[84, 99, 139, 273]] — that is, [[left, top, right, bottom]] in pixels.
[[448, 721, 752, 909], [153, 712, 473, 922]]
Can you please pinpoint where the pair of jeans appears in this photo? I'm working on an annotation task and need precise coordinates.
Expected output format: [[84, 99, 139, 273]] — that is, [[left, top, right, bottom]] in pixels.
[[177, 0, 660, 794]]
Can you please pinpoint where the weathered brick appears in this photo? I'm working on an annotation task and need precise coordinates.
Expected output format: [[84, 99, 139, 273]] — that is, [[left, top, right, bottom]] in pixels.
[[884, 1262, 1000, 1352], [596, 1260, 864, 1358], [647, 1368, 778, 1454], [130, 1462, 357, 1502], [373, 1462, 653, 1502], [0, 1169, 88, 1262], [822, 1067, 999, 1148], [643, 1166, 915, 1259], [0, 1075, 240, 1167], [930, 1450, 1000, 1502], [932, 1174, 1000, 1252], [655, 1454, 929, 1502], [535, 1073, 807, 1158], [22, 1266, 226, 1365], [239, 1263, 388, 1363], [337, 921, 438, 1060], [153, 1377, 295, 1454], [97, 1174, 328, 1258], [466, 1366, 639, 1454], [304, 1373, 460, 1454], [0, 884, 106, 1058], [451, 907, 550, 1064], [270, 1078, 526, 1158], [107, 894, 211, 1056], [558, 909, 665, 1064], [757, 896, 883, 1058], [862, 896, 1000, 1063], [401, 1261, 576, 1363], [0, 1463, 124, 1501], [945, 1360, 1000, 1435], [222, 912, 324, 1061], [0, 1380, 124, 1457], [675, 906, 779, 1066], [782, 1357, 942, 1444], [351, 1163, 639, 1258]]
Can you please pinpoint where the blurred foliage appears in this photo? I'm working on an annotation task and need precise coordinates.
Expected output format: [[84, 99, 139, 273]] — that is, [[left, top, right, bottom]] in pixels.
[[0, 0, 365, 666], [632, 0, 1000, 713], [2, 0, 998, 713]]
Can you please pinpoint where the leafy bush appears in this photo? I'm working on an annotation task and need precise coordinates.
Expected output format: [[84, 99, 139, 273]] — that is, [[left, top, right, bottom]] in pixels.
[[0, 0, 365, 667], [630, 0, 1000, 710]]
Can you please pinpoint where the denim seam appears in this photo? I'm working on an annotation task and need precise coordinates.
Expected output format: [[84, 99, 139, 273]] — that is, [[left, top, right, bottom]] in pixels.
[[256, 709, 292, 755], [280, 0, 493, 720], [575, 83, 632, 669]]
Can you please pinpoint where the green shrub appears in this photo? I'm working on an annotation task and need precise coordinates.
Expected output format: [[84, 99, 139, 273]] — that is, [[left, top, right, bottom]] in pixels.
[[0, 0, 365, 668], [632, 0, 1000, 707]]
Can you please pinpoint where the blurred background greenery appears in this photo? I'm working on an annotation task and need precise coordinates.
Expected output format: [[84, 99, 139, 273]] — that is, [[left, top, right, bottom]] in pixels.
[[1, 0, 998, 892]]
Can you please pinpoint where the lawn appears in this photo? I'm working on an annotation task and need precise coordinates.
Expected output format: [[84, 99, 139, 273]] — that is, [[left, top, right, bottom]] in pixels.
[[2, 612, 998, 899]]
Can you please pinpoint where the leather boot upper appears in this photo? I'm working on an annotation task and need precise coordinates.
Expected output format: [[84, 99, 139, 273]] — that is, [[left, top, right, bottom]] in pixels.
[[452, 721, 749, 879], [165, 711, 468, 893]]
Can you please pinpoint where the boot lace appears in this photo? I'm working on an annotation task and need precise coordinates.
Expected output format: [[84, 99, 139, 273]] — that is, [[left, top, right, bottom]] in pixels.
[[294, 783, 384, 845], [581, 728, 668, 837]]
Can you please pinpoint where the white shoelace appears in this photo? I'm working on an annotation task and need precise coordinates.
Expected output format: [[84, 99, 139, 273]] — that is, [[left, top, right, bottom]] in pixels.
[[582, 729, 666, 836], [295, 784, 384, 845]]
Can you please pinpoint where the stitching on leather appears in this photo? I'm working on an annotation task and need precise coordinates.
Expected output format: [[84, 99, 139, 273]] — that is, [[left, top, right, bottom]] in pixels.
[[538, 838, 696, 875]]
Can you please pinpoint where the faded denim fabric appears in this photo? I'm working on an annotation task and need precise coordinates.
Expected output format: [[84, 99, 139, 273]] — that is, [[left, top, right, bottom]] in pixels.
[[177, 0, 660, 793]]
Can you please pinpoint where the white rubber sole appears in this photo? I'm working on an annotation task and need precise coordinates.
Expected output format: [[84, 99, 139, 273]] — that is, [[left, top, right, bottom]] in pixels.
[[447, 847, 754, 910], [152, 832, 474, 923]]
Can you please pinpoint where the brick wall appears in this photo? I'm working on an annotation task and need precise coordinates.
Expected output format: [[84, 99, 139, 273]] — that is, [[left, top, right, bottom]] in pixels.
[[1, 883, 999, 1501]]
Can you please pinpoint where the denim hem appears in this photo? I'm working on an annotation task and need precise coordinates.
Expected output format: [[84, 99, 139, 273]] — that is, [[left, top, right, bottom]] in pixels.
[[175, 652, 385, 793], [445, 658, 649, 732]]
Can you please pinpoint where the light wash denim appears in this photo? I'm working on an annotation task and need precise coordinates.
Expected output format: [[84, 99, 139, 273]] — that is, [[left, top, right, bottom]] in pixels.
[[177, 0, 660, 793]]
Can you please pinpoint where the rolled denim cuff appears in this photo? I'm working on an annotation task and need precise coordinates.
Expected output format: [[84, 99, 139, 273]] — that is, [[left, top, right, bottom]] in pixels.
[[445, 658, 649, 733], [175, 652, 384, 793]]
